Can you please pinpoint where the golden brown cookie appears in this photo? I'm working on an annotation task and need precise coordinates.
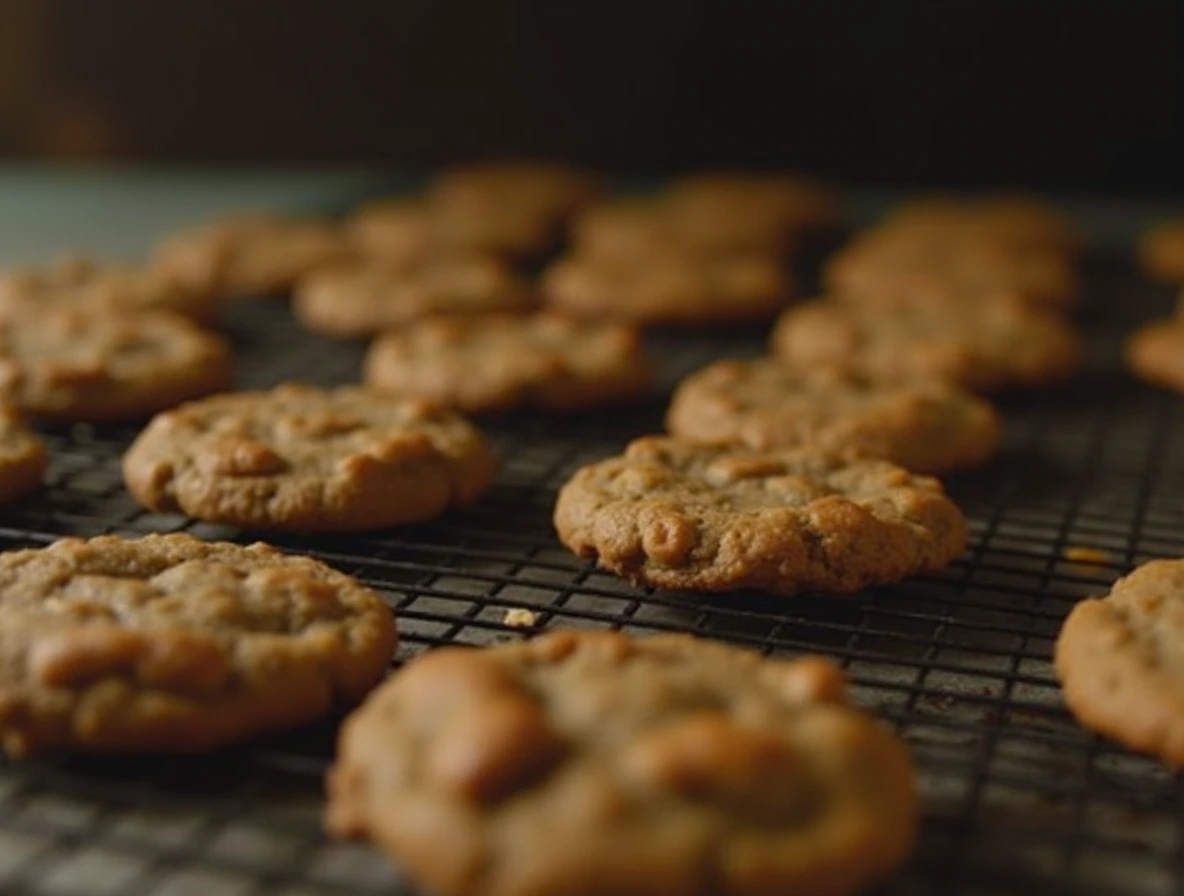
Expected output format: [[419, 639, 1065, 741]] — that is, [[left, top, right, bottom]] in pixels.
[[770, 296, 1082, 392], [344, 199, 433, 268], [666, 358, 1001, 473], [554, 436, 966, 594], [0, 533, 395, 757], [151, 213, 350, 297], [326, 629, 918, 896], [0, 307, 232, 422], [1126, 318, 1184, 393], [1139, 219, 1184, 282], [364, 312, 654, 412], [122, 384, 496, 532], [0, 405, 46, 505], [293, 257, 535, 338], [567, 198, 680, 262], [1054, 558, 1184, 765], [882, 193, 1079, 256], [0, 254, 222, 324], [542, 249, 793, 326]]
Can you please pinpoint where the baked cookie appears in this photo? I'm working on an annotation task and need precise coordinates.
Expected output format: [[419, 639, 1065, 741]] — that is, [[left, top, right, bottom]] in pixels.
[[151, 214, 350, 297], [293, 258, 535, 338], [123, 384, 496, 532], [0, 307, 232, 422], [364, 313, 654, 412], [1126, 319, 1184, 393], [0, 405, 46, 505], [542, 249, 792, 326], [770, 296, 1082, 392], [1139, 219, 1184, 282], [344, 199, 433, 268], [666, 358, 1001, 473], [882, 194, 1078, 256], [553, 436, 966, 593], [326, 629, 918, 896], [1055, 558, 1184, 765], [0, 254, 222, 324], [0, 533, 395, 757], [568, 198, 679, 262]]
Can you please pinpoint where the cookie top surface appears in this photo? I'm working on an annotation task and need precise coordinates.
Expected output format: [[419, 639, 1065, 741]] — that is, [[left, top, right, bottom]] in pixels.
[[429, 162, 602, 216], [0, 255, 222, 324], [0, 532, 396, 756], [122, 383, 496, 532], [364, 313, 654, 412], [0, 404, 46, 504], [1139, 219, 1184, 282], [152, 214, 350, 297], [326, 629, 917, 896], [542, 250, 793, 325], [664, 171, 841, 238], [770, 296, 1082, 392], [293, 258, 535, 337], [0, 307, 232, 421], [1055, 559, 1184, 765], [881, 194, 1078, 255], [553, 436, 966, 593], [1126, 318, 1184, 393], [666, 358, 1001, 473], [344, 199, 433, 268]]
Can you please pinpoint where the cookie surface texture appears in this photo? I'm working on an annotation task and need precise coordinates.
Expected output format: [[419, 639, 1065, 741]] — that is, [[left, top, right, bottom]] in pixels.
[[666, 358, 1001, 473], [0, 533, 396, 756], [123, 384, 496, 532], [0, 405, 46, 504], [553, 436, 966, 593], [1126, 319, 1184, 393], [326, 629, 917, 896]]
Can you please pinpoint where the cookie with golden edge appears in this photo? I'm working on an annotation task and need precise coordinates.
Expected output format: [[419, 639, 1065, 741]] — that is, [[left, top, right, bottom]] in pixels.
[[0, 404, 46, 505]]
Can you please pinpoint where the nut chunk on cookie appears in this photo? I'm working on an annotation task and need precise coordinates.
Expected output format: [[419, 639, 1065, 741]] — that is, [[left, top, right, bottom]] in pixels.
[[124, 384, 496, 532], [0, 533, 396, 756], [1055, 558, 1184, 765], [326, 629, 917, 896], [554, 436, 966, 594]]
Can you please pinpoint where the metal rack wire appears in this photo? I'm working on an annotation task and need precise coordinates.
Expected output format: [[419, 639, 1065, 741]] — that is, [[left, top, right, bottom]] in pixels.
[[0, 255, 1180, 895]]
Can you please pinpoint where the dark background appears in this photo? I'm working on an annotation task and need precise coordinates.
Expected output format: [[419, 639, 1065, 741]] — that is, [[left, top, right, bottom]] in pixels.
[[2, 1, 1182, 194]]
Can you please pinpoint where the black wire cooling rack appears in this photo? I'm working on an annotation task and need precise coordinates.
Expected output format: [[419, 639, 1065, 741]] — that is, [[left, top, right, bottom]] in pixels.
[[0, 249, 1181, 896]]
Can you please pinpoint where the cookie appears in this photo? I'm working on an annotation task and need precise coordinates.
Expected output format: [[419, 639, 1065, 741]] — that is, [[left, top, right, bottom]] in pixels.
[[542, 249, 793, 326], [326, 629, 918, 896], [0, 533, 395, 757], [0, 405, 46, 505], [364, 312, 654, 412], [1138, 219, 1184, 282], [568, 198, 679, 262], [666, 358, 1001, 473], [554, 436, 966, 593], [152, 213, 350, 297], [123, 383, 496, 532], [430, 161, 601, 220], [344, 199, 433, 268], [293, 257, 535, 338], [1125, 318, 1184, 393], [770, 296, 1082, 392], [883, 194, 1078, 256], [1054, 558, 1184, 765], [0, 254, 222, 325], [0, 307, 232, 422]]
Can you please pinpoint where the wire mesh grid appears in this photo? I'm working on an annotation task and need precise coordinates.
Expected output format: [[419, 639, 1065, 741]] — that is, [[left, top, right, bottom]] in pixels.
[[0, 253, 1180, 895]]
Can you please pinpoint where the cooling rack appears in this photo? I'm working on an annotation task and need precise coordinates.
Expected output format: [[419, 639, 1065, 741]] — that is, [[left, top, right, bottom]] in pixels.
[[0, 249, 1181, 896]]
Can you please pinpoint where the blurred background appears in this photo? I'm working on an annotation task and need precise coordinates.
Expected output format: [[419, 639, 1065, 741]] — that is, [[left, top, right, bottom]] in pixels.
[[0, 1, 1181, 193]]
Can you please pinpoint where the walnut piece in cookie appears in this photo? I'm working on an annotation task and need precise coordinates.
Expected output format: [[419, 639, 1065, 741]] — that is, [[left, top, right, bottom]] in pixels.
[[122, 383, 496, 532], [364, 312, 654, 413], [554, 436, 966, 594], [0, 306, 232, 422], [1055, 558, 1184, 765], [326, 629, 917, 896], [666, 358, 1001, 473], [0, 533, 395, 756], [0, 404, 46, 505]]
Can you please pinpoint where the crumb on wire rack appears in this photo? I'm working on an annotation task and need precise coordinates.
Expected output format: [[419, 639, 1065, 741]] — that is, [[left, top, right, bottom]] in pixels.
[[503, 608, 540, 628]]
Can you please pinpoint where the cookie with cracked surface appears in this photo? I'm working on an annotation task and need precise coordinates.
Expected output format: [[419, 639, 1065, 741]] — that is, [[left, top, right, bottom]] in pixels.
[[1138, 219, 1184, 282], [553, 436, 966, 593], [123, 384, 496, 532], [293, 258, 535, 338], [0, 307, 232, 422], [326, 628, 917, 896], [1126, 318, 1184, 393], [0, 405, 46, 505], [770, 296, 1082, 392], [364, 313, 654, 412], [0, 533, 395, 757], [1054, 558, 1184, 765], [151, 214, 350, 297], [542, 249, 793, 326], [0, 254, 222, 324], [666, 358, 1001, 473]]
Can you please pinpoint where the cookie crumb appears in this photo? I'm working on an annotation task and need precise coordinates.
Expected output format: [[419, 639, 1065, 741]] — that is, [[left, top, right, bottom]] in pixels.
[[503, 608, 539, 628], [1063, 546, 1111, 565]]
